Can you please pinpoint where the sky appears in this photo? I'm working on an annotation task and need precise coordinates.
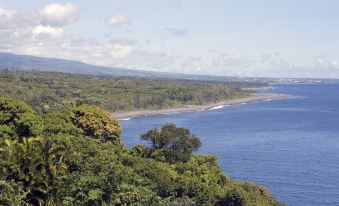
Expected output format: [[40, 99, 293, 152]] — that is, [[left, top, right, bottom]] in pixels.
[[0, 0, 339, 78]]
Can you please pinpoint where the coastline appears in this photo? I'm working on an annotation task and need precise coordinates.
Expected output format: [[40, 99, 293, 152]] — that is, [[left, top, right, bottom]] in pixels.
[[112, 93, 294, 119]]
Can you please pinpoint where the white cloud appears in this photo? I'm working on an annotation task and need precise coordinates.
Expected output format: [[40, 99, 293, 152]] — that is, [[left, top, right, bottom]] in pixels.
[[40, 3, 78, 26], [110, 44, 132, 58], [330, 60, 338, 67], [107, 15, 130, 28], [316, 57, 324, 64], [1, 4, 339, 78], [211, 54, 253, 68], [0, 5, 16, 17], [32, 25, 64, 38], [316, 56, 339, 68]]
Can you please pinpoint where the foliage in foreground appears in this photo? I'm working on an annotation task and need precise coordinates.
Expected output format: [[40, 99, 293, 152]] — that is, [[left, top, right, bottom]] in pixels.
[[0, 96, 284, 206]]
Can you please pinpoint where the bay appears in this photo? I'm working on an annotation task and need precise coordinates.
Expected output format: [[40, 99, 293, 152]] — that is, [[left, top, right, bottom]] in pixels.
[[121, 83, 339, 206]]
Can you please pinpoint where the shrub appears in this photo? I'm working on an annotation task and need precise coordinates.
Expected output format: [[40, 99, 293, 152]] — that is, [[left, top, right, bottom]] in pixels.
[[0, 96, 43, 140], [71, 105, 121, 144]]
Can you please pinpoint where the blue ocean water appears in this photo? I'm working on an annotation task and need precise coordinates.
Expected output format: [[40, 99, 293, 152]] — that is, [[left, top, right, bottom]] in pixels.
[[121, 84, 339, 206]]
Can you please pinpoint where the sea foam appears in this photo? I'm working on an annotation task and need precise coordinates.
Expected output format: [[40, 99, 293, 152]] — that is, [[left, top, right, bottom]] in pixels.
[[119, 117, 131, 121], [209, 105, 230, 110]]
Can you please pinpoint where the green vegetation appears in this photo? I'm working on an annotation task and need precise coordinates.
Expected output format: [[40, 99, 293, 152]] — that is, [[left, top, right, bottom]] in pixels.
[[0, 96, 43, 140], [0, 96, 284, 206], [0, 70, 265, 114], [71, 105, 121, 144], [139, 123, 201, 163]]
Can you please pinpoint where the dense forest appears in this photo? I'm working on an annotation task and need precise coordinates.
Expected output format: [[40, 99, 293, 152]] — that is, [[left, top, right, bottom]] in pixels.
[[0, 70, 265, 114], [0, 96, 284, 205]]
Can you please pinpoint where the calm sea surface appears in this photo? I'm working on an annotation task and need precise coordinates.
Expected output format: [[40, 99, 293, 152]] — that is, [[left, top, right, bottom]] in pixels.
[[121, 84, 339, 206]]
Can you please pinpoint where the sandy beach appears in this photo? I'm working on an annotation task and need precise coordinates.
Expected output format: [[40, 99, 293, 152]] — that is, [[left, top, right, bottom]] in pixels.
[[112, 93, 294, 119]]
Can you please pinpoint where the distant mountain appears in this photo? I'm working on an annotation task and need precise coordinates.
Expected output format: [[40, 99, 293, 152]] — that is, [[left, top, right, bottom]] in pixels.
[[0, 52, 247, 82], [0, 52, 164, 77], [0, 52, 334, 84]]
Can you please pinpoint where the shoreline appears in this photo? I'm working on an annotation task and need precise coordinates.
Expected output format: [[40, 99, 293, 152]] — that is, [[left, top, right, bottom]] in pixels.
[[112, 93, 294, 119]]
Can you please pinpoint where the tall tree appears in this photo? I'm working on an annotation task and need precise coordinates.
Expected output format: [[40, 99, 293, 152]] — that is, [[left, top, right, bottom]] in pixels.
[[0, 96, 43, 140], [141, 123, 201, 163], [71, 105, 121, 144]]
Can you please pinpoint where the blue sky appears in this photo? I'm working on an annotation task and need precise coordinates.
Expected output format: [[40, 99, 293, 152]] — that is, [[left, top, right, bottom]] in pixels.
[[0, 0, 339, 78]]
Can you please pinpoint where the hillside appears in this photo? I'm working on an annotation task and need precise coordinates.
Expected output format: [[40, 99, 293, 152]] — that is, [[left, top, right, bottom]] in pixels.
[[0, 52, 157, 77], [0, 70, 266, 114], [0, 52, 237, 81], [0, 96, 285, 205]]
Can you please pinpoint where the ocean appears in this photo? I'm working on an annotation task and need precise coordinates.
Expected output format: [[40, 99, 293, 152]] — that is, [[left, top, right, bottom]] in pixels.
[[121, 83, 339, 206]]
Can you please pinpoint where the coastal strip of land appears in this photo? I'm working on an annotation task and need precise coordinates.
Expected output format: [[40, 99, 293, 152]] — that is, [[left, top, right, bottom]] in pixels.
[[112, 93, 294, 119]]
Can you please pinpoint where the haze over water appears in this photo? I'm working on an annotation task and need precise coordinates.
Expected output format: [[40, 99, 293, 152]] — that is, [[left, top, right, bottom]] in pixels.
[[121, 83, 339, 206]]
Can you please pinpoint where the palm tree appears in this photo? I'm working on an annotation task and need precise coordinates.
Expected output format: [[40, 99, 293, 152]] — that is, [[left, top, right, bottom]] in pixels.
[[0, 136, 70, 206]]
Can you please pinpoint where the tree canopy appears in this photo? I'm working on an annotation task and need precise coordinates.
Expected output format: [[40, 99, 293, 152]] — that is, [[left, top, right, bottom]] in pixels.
[[0, 96, 43, 140], [71, 104, 121, 144], [140, 123, 201, 163], [0, 70, 264, 114], [0, 96, 284, 206]]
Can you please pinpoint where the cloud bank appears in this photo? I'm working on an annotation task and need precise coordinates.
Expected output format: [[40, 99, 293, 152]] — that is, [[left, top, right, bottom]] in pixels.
[[0, 3, 338, 78], [40, 3, 78, 26], [107, 15, 130, 28]]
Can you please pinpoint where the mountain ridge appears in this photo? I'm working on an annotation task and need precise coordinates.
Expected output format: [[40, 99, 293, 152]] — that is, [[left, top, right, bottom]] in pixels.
[[0, 52, 238, 81]]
